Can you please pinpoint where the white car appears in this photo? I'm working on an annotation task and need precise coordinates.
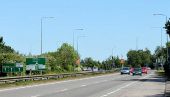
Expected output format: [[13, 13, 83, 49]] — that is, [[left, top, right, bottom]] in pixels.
[[120, 67, 130, 75]]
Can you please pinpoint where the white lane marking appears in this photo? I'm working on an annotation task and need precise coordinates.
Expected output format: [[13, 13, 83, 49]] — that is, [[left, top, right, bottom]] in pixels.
[[100, 74, 152, 97], [81, 84, 87, 87], [59, 88, 68, 92], [0, 73, 119, 92], [30, 95, 40, 97], [100, 81, 136, 97]]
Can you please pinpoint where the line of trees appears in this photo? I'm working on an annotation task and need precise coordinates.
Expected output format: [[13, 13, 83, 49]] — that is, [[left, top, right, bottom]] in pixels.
[[43, 43, 122, 73], [0, 36, 24, 65], [1, 18, 170, 76], [42, 43, 79, 73], [127, 49, 152, 68], [1, 35, 167, 76]]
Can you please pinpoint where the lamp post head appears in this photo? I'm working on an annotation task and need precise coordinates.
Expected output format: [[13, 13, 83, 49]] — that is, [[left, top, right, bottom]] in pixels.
[[153, 14, 163, 15], [75, 29, 84, 30], [42, 17, 55, 19]]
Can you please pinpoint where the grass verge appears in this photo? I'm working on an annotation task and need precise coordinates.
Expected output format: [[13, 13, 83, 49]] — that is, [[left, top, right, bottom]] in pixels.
[[156, 70, 165, 76]]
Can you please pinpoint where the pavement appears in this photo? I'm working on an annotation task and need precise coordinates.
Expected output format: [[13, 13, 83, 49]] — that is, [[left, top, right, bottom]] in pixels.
[[0, 70, 165, 97]]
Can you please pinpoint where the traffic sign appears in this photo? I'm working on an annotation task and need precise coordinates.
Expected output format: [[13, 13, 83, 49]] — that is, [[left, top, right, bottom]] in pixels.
[[26, 58, 46, 71], [2, 63, 23, 73], [16, 63, 23, 67], [120, 59, 125, 64], [26, 65, 37, 71]]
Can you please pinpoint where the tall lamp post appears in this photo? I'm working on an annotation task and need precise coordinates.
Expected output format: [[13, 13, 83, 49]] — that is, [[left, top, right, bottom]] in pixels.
[[153, 13, 168, 62], [72, 29, 83, 71], [152, 27, 163, 48], [152, 27, 163, 68], [73, 29, 84, 49], [76, 35, 86, 54], [41, 17, 54, 55]]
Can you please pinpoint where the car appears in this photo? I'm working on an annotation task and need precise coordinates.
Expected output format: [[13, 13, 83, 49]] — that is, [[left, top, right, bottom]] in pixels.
[[130, 67, 134, 74], [147, 67, 151, 70], [142, 67, 148, 74], [132, 68, 142, 76], [120, 67, 130, 75]]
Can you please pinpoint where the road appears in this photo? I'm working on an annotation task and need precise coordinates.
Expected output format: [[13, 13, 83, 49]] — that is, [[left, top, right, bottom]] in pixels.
[[0, 70, 165, 97]]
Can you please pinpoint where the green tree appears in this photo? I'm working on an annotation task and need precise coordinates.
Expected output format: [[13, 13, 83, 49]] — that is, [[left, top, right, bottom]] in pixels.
[[56, 43, 79, 71], [44, 43, 79, 72], [0, 36, 14, 53], [0, 53, 24, 64], [127, 50, 141, 67], [165, 19, 170, 36], [0, 36, 3, 43], [0, 36, 20, 66], [81, 57, 99, 71], [127, 49, 151, 67]]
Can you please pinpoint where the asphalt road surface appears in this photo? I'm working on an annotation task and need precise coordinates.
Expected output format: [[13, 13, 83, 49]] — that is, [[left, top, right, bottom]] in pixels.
[[0, 70, 165, 97]]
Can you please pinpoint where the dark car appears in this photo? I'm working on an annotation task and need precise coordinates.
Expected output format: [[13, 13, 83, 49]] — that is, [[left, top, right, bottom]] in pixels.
[[132, 68, 142, 76], [120, 67, 130, 75]]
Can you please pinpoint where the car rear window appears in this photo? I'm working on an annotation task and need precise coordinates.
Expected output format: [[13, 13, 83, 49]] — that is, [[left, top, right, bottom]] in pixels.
[[134, 68, 141, 71], [123, 67, 129, 70]]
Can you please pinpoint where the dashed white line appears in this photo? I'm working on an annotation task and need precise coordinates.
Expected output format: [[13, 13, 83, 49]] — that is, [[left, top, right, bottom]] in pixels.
[[100, 73, 152, 97], [59, 88, 68, 92], [30, 95, 40, 97], [81, 85, 87, 87]]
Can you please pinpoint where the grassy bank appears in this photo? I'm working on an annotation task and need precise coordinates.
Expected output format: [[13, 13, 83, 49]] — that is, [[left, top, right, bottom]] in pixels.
[[156, 70, 165, 76]]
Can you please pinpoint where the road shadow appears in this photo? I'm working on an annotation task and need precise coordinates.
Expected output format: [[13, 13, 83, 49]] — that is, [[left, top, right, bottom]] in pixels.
[[116, 75, 165, 83], [131, 77, 165, 82]]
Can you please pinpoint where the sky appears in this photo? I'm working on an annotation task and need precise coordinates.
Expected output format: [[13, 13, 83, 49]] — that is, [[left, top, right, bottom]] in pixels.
[[0, 0, 170, 61]]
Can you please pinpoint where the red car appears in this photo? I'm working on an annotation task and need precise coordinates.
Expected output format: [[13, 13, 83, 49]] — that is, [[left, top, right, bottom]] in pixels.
[[142, 67, 148, 74], [130, 68, 134, 73]]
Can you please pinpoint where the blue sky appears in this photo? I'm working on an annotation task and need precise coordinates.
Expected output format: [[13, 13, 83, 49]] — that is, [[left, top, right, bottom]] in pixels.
[[0, 0, 170, 61]]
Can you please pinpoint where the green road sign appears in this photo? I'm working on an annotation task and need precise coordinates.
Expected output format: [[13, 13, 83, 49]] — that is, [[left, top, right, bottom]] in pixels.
[[3, 63, 15, 67], [26, 58, 46, 71], [2, 63, 23, 73]]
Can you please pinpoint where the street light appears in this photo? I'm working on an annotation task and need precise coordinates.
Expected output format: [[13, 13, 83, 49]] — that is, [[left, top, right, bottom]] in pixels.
[[72, 29, 84, 71], [153, 14, 167, 21], [73, 29, 84, 49], [40, 17, 54, 55], [76, 35, 87, 54], [153, 13, 168, 61], [152, 27, 163, 47], [152, 27, 164, 68]]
